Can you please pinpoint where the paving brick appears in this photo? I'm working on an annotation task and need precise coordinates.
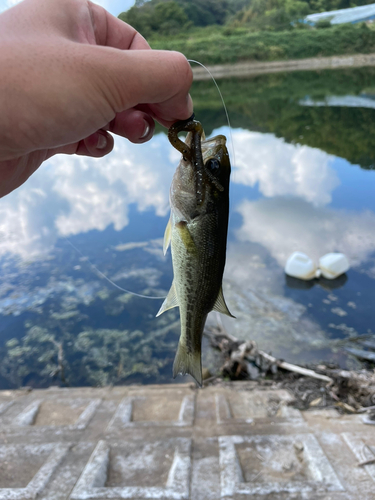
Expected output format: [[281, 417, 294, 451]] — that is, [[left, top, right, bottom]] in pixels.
[[215, 389, 303, 425], [0, 443, 70, 499], [0, 383, 373, 499], [342, 432, 375, 482], [219, 434, 344, 498], [70, 438, 191, 499], [107, 394, 195, 429], [13, 398, 101, 430]]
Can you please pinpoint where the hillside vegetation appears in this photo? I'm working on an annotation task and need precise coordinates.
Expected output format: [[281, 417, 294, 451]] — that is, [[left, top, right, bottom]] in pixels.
[[151, 23, 375, 64], [120, 1, 375, 37], [119, 0, 375, 63]]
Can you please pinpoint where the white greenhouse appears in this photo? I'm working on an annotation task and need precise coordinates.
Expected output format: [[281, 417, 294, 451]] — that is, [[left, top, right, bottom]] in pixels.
[[305, 3, 375, 25]]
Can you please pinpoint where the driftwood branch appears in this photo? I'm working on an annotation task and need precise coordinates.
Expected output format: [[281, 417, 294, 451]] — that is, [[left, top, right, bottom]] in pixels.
[[205, 319, 375, 412], [258, 350, 333, 384], [205, 321, 333, 384]]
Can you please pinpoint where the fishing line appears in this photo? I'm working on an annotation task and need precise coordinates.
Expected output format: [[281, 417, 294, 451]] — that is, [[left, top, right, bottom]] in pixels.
[[187, 59, 236, 167], [63, 64, 232, 302], [64, 238, 165, 300]]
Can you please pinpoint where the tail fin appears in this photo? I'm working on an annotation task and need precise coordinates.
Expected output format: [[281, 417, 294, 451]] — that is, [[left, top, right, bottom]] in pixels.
[[173, 342, 202, 387]]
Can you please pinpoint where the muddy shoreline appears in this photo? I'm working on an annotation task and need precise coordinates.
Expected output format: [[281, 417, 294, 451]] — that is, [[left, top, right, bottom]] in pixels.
[[192, 53, 375, 80]]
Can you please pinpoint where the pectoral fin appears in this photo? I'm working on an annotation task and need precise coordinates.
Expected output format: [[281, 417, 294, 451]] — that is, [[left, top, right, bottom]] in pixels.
[[176, 221, 197, 255], [163, 216, 172, 255], [213, 286, 235, 318], [156, 281, 179, 317]]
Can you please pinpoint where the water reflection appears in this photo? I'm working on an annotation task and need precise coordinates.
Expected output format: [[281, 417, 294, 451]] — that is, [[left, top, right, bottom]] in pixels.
[[1, 68, 375, 388], [285, 274, 348, 290], [235, 197, 375, 267], [0, 128, 342, 260], [232, 130, 339, 206], [0, 134, 175, 259], [300, 94, 375, 109]]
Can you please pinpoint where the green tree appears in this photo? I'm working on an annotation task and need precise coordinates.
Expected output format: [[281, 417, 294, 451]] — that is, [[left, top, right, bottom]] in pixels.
[[119, 4, 154, 38], [232, 0, 310, 31], [152, 2, 191, 35], [119, 1, 191, 37], [119, 0, 253, 36]]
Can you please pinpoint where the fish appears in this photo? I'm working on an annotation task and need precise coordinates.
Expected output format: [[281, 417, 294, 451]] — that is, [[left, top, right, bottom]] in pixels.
[[156, 115, 234, 386]]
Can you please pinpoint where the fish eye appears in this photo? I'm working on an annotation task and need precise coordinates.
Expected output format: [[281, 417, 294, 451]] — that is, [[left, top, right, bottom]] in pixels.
[[205, 158, 220, 172]]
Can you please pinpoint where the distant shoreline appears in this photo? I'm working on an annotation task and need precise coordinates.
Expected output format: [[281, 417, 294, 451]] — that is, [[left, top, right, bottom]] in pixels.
[[192, 53, 375, 80]]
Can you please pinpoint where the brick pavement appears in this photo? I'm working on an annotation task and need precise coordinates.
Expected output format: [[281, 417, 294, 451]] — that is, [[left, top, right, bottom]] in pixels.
[[0, 383, 374, 499]]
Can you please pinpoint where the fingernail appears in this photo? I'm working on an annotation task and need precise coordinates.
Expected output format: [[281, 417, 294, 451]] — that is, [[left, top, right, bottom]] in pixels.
[[187, 94, 194, 115], [141, 122, 150, 139], [96, 133, 107, 149]]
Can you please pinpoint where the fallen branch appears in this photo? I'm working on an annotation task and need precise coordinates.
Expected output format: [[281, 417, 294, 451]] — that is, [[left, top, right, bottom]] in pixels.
[[205, 323, 333, 384], [258, 350, 333, 384], [205, 321, 375, 412]]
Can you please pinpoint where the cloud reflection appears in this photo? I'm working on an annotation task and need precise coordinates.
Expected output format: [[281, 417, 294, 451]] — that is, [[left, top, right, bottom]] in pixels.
[[236, 197, 375, 268], [0, 134, 174, 259], [0, 127, 370, 263], [52, 136, 173, 236], [232, 130, 339, 206]]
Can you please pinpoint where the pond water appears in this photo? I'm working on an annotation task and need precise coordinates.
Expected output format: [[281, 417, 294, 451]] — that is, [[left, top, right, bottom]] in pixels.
[[1, 67, 375, 389]]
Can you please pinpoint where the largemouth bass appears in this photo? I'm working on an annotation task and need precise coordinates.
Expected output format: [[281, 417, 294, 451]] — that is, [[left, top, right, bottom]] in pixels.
[[157, 116, 234, 386]]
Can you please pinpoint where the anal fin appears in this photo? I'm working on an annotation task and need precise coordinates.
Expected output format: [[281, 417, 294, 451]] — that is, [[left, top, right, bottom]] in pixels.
[[213, 286, 235, 318], [156, 281, 179, 317]]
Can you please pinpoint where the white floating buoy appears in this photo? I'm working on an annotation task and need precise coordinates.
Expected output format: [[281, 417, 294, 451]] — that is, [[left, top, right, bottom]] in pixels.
[[284, 252, 318, 280], [319, 253, 349, 280]]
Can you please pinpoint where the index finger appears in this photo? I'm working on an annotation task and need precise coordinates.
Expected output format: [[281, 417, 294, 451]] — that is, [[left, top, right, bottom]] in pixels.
[[82, 47, 194, 126]]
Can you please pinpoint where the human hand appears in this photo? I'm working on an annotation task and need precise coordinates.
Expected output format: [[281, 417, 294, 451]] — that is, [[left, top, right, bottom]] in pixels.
[[0, 0, 193, 198]]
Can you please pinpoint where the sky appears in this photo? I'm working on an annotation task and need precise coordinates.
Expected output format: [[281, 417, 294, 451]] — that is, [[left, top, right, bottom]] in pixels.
[[0, 0, 134, 16]]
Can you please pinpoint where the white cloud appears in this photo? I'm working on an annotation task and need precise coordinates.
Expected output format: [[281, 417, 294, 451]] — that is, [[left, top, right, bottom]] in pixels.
[[231, 130, 340, 206], [52, 135, 173, 237], [0, 176, 65, 259], [0, 133, 175, 259], [236, 197, 375, 268]]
